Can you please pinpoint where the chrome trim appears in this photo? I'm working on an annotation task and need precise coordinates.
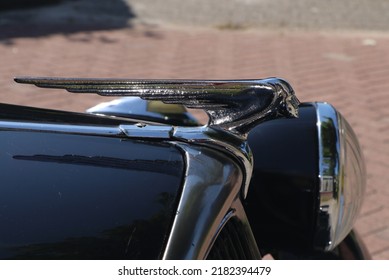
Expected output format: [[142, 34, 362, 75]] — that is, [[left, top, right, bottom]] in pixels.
[[315, 102, 366, 251], [87, 97, 200, 126], [162, 143, 255, 259], [0, 120, 174, 139], [173, 126, 253, 198], [120, 124, 173, 138], [0, 120, 123, 136], [15, 77, 299, 136]]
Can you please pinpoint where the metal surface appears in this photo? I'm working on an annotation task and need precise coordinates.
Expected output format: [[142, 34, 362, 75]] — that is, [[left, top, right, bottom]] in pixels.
[[120, 124, 173, 138], [87, 97, 200, 126], [7, 77, 302, 259], [15, 77, 299, 135], [173, 126, 253, 198], [0, 128, 185, 259], [245, 104, 319, 253], [0, 103, 139, 126], [0, 104, 260, 259], [245, 102, 368, 255], [315, 102, 366, 251], [0, 105, 253, 197], [0, 120, 123, 136], [162, 143, 256, 259]]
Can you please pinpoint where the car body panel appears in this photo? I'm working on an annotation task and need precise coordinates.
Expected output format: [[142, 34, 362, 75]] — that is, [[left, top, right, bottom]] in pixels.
[[0, 104, 185, 259]]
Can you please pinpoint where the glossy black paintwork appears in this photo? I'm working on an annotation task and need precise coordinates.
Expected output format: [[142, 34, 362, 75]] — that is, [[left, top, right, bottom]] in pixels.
[[0, 103, 141, 126], [0, 105, 185, 259], [245, 104, 320, 254]]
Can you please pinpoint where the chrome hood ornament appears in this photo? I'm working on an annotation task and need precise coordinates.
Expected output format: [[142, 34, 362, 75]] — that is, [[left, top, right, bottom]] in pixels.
[[15, 77, 299, 137]]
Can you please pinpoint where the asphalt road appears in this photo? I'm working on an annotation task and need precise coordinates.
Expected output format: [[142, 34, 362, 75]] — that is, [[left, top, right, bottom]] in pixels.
[[1, 0, 389, 32], [127, 0, 389, 31]]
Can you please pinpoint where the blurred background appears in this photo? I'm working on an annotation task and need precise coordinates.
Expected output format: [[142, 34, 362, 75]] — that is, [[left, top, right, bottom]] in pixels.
[[0, 0, 388, 259]]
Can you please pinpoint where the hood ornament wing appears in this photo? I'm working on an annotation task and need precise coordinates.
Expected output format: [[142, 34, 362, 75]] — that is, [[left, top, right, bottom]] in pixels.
[[15, 77, 299, 137]]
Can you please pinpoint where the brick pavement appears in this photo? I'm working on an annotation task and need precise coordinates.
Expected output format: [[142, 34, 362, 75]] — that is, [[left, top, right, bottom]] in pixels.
[[0, 25, 388, 259]]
